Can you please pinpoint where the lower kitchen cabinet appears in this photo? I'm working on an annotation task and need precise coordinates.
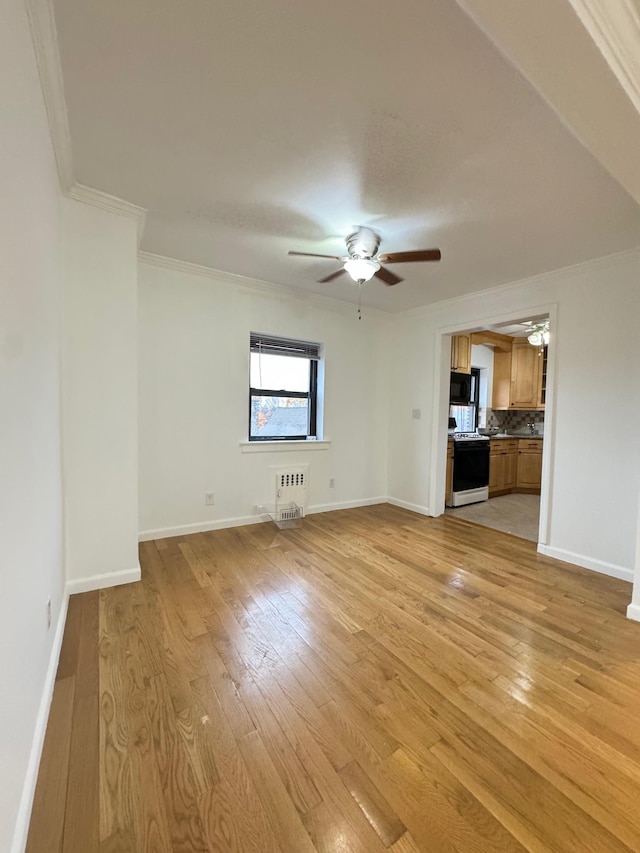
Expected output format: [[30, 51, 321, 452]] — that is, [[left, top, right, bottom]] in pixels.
[[489, 439, 518, 497], [490, 438, 541, 496], [516, 439, 543, 491], [445, 440, 454, 506]]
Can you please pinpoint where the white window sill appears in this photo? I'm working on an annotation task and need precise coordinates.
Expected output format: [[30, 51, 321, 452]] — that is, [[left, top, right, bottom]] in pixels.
[[240, 439, 331, 453]]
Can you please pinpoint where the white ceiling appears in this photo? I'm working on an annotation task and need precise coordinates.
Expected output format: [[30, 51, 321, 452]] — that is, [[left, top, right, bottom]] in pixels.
[[53, 0, 640, 311]]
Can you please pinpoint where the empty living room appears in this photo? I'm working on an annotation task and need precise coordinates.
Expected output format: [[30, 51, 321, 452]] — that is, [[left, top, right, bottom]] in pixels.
[[4, 0, 640, 851]]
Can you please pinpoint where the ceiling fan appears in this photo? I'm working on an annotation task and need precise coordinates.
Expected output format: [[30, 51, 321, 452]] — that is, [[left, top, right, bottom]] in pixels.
[[519, 319, 550, 346], [287, 226, 441, 286]]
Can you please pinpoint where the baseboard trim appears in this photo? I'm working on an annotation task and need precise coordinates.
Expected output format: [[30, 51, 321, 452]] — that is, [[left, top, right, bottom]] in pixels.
[[65, 566, 141, 595], [139, 499, 392, 541], [139, 516, 262, 542], [627, 602, 640, 622], [537, 544, 633, 583], [387, 497, 431, 516], [307, 497, 387, 514], [10, 591, 69, 853]]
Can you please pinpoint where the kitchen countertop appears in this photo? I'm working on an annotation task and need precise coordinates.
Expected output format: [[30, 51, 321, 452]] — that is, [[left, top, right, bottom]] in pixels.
[[489, 433, 543, 440]]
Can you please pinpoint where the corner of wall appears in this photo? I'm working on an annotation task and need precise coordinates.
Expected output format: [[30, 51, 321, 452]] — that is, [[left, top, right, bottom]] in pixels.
[[627, 602, 640, 623], [65, 565, 141, 595]]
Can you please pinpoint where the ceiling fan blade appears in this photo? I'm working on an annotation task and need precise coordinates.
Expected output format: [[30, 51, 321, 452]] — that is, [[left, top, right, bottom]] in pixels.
[[318, 268, 347, 283], [288, 251, 343, 260], [375, 266, 403, 286], [378, 249, 441, 264]]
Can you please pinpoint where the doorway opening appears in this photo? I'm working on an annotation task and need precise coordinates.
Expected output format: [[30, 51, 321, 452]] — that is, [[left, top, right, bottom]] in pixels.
[[436, 311, 555, 546]]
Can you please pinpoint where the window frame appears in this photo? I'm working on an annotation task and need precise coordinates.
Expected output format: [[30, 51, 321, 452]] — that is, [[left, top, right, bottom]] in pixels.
[[450, 367, 480, 432], [248, 336, 319, 442], [469, 367, 480, 431]]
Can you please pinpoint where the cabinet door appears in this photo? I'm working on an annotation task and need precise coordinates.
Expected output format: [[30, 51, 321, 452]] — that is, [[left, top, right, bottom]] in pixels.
[[504, 451, 518, 489], [492, 350, 512, 410], [537, 345, 548, 409], [489, 452, 504, 495], [516, 451, 542, 488], [510, 340, 539, 409], [451, 334, 471, 374], [445, 446, 454, 506]]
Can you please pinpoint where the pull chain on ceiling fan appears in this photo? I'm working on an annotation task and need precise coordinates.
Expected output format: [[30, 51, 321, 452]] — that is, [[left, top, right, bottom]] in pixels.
[[287, 226, 441, 286]]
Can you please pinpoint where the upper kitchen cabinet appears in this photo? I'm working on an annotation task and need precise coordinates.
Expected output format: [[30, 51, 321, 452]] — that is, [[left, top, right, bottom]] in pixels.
[[492, 338, 546, 410], [451, 334, 471, 374], [510, 339, 541, 409]]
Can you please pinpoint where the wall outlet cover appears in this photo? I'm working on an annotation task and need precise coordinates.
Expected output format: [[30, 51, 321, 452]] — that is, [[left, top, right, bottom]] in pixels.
[[205, 491, 215, 506]]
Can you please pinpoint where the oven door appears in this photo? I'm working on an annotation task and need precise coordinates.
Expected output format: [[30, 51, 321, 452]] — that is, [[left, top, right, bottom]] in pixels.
[[453, 441, 490, 493]]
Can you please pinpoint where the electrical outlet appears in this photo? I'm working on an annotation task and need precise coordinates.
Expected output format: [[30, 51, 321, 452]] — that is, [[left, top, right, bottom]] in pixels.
[[205, 491, 215, 506], [412, 408, 421, 420], [46, 598, 52, 630], [329, 478, 335, 489]]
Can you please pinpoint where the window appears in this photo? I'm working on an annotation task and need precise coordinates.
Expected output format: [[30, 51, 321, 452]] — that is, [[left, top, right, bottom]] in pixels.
[[249, 333, 321, 441], [450, 367, 480, 432]]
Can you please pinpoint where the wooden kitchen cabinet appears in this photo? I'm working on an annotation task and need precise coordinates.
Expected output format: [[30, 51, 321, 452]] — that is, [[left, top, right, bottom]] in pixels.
[[445, 440, 454, 506], [504, 448, 518, 489], [491, 350, 512, 410], [451, 334, 471, 374], [509, 338, 541, 409], [516, 439, 543, 491], [489, 439, 518, 497], [492, 338, 545, 411]]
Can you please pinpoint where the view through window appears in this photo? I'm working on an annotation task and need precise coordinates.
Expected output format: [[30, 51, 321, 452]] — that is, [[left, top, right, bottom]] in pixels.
[[249, 334, 320, 440], [450, 368, 480, 432]]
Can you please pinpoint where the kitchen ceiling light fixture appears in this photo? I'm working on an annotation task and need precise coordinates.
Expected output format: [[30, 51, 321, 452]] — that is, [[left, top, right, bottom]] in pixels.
[[527, 320, 550, 347]]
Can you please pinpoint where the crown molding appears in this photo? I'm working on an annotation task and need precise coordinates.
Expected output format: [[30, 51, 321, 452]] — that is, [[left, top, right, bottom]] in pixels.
[[396, 245, 640, 318], [67, 183, 147, 244], [568, 0, 640, 114], [25, 0, 73, 191], [138, 251, 389, 318]]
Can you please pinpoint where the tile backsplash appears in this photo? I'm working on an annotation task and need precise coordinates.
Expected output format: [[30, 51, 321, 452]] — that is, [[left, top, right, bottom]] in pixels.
[[479, 408, 545, 433]]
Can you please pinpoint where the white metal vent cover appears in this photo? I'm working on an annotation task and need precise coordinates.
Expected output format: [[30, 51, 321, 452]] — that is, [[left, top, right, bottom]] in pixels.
[[274, 465, 309, 517]]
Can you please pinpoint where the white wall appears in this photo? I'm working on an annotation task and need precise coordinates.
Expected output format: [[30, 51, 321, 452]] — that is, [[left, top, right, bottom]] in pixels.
[[61, 198, 140, 589], [0, 0, 65, 849], [389, 249, 640, 580], [138, 262, 390, 536]]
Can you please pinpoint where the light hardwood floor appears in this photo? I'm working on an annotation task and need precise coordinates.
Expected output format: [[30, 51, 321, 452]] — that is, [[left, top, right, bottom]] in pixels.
[[26, 505, 640, 852]]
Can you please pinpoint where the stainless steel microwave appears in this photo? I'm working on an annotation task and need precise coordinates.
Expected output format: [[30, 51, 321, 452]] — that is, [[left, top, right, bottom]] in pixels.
[[450, 371, 471, 405]]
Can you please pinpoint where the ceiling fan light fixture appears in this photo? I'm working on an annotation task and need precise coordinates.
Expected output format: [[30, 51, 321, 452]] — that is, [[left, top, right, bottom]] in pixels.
[[527, 330, 543, 346], [344, 258, 380, 282]]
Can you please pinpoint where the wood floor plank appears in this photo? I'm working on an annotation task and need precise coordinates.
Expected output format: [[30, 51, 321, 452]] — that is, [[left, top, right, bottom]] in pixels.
[[55, 594, 83, 681], [25, 677, 75, 853], [27, 506, 640, 853], [238, 729, 317, 853], [338, 760, 406, 847], [62, 591, 100, 853]]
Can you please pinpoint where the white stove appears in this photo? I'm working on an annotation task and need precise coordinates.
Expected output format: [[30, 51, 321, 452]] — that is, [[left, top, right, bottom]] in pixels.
[[450, 432, 489, 442]]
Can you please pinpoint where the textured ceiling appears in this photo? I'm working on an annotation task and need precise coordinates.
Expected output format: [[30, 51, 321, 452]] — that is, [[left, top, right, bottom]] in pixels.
[[53, 0, 640, 311]]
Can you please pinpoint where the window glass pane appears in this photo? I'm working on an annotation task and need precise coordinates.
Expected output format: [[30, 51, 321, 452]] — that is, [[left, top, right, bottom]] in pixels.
[[250, 353, 310, 392], [450, 404, 476, 432], [250, 395, 310, 438]]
